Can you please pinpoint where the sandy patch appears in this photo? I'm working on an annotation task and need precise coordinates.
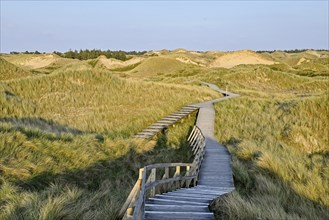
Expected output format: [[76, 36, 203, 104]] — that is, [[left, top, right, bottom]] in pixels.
[[190, 51, 202, 55], [99, 56, 144, 69], [305, 50, 321, 58], [297, 57, 310, 65], [210, 50, 276, 68], [175, 50, 187, 53], [175, 57, 205, 66], [20, 54, 57, 69]]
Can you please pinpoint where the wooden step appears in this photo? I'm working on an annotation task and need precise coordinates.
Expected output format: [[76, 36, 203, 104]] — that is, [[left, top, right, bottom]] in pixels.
[[148, 124, 168, 128], [146, 198, 208, 206], [135, 131, 155, 135], [134, 134, 153, 139], [165, 116, 184, 119], [154, 195, 212, 203], [145, 211, 214, 220], [170, 113, 190, 116], [142, 128, 163, 132], [176, 110, 195, 113], [145, 204, 210, 212], [164, 192, 217, 199], [159, 118, 178, 122], [175, 188, 225, 195], [196, 185, 235, 191], [181, 106, 199, 110], [151, 122, 172, 126]]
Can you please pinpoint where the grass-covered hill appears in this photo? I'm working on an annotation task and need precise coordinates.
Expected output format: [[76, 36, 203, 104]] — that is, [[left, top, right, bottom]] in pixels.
[[1, 69, 217, 135], [1, 53, 60, 70], [1, 49, 328, 219], [0, 57, 33, 81], [210, 93, 328, 219], [127, 56, 190, 78]]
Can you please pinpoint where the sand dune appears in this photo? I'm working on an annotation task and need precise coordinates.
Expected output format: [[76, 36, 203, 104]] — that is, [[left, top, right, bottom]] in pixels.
[[16, 54, 58, 69], [98, 56, 144, 69], [210, 50, 276, 68], [175, 57, 205, 66]]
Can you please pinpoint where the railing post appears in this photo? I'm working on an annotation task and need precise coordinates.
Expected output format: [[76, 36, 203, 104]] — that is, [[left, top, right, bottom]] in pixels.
[[164, 167, 169, 179], [127, 168, 144, 217], [193, 177, 197, 186], [150, 168, 156, 197], [184, 165, 191, 187], [174, 166, 180, 176], [174, 166, 181, 189], [162, 167, 169, 192]]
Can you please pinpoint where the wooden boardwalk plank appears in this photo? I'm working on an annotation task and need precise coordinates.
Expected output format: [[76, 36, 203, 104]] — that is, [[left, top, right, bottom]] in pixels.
[[136, 83, 239, 220]]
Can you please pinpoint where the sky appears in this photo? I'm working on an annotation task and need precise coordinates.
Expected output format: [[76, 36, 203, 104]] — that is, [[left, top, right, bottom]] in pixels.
[[1, 1, 328, 52]]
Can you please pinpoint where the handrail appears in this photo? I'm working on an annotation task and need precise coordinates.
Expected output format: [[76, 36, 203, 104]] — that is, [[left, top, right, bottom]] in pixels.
[[120, 125, 206, 220]]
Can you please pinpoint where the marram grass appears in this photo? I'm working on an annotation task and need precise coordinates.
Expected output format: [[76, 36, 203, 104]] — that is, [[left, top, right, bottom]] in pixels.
[[1, 52, 328, 220], [210, 93, 329, 219]]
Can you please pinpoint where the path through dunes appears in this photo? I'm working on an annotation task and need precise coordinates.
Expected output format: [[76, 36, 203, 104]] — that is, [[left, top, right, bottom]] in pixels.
[[130, 83, 240, 220], [191, 83, 239, 189]]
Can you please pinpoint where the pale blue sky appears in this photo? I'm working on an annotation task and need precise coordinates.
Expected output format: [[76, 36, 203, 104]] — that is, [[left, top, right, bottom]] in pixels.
[[1, 1, 328, 52]]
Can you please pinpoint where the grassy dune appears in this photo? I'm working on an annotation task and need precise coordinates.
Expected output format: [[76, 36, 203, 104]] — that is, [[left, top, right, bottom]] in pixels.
[[193, 58, 328, 219], [129, 53, 328, 218], [1, 68, 218, 136], [0, 58, 33, 81], [210, 94, 329, 219], [1, 54, 60, 70], [1, 51, 328, 219], [0, 112, 197, 219], [0, 60, 218, 219], [128, 56, 189, 78]]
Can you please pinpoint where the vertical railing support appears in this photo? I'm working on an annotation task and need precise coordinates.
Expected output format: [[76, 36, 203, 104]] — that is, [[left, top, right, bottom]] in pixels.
[[174, 166, 181, 189], [150, 168, 156, 197], [162, 167, 170, 191], [184, 165, 191, 187], [121, 126, 206, 220]]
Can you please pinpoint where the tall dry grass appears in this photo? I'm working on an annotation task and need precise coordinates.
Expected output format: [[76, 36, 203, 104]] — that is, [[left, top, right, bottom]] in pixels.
[[0, 108, 198, 219], [210, 94, 329, 219], [1, 67, 218, 136], [1, 52, 328, 219]]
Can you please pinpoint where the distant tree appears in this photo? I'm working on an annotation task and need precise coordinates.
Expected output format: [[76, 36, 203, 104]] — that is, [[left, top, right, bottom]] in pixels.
[[55, 49, 146, 61], [53, 51, 62, 56]]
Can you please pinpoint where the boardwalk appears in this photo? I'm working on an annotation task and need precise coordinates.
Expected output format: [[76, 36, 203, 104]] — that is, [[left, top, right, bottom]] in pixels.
[[134, 106, 199, 139], [191, 82, 239, 188], [143, 83, 240, 220]]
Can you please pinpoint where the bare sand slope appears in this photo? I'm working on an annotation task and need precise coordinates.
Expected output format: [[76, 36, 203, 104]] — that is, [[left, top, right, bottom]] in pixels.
[[98, 56, 144, 69], [297, 57, 310, 65], [175, 57, 205, 66], [210, 50, 276, 68], [5, 54, 58, 69]]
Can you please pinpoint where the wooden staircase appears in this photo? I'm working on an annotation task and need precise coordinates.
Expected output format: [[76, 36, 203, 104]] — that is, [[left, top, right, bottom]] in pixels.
[[144, 185, 234, 220], [120, 126, 208, 220], [120, 83, 240, 220], [134, 106, 199, 139]]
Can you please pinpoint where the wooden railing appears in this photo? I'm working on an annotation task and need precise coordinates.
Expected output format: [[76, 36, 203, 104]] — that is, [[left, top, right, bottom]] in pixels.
[[119, 126, 206, 220]]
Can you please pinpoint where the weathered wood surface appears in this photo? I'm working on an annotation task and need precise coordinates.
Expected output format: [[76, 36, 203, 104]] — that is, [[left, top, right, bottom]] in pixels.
[[124, 82, 239, 219], [134, 106, 199, 139], [141, 83, 239, 219], [189, 82, 239, 188]]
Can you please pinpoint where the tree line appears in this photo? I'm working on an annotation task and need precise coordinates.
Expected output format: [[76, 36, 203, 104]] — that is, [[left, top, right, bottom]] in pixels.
[[10, 51, 44, 54], [9, 49, 147, 61], [54, 49, 147, 61]]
